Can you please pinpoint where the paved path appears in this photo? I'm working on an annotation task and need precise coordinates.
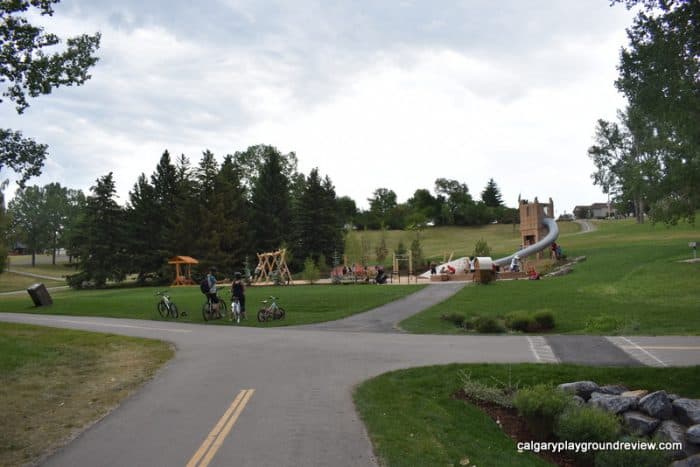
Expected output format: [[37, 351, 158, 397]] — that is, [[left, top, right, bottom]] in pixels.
[[1, 279, 700, 466], [573, 219, 596, 233]]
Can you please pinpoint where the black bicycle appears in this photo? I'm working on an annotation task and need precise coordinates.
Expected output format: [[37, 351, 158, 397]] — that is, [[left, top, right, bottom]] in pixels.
[[202, 292, 227, 321]]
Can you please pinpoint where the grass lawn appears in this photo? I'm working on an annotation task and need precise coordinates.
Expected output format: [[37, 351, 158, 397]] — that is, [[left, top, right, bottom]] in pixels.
[[0, 322, 173, 466], [0, 271, 65, 293], [354, 363, 700, 467], [0, 283, 425, 326], [345, 222, 582, 266], [401, 219, 700, 335]]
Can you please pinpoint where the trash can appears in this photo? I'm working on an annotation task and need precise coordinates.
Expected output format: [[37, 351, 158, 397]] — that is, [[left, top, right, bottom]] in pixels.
[[474, 257, 495, 284], [27, 283, 53, 307]]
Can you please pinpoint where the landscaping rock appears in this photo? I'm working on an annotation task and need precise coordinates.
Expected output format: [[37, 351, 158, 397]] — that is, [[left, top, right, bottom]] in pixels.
[[622, 411, 660, 436], [671, 453, 700, 467], [670, 394, 682, 401], [656, 420, 700, 460], [558, 381, 599, 400], [589, 392, 638, 414], [674, 399, 700, 426], [572, 256, 587, 263], [639, 390, 673, 420], [598, 384, 628, 395], [546, 266, 573, 277], [622, 389, 649, 398], [688, 425, 700, 445], [572, 395, 585, 406]]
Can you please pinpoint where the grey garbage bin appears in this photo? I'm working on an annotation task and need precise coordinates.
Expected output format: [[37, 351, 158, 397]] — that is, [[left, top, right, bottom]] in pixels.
[[27, 283, 53, 307]]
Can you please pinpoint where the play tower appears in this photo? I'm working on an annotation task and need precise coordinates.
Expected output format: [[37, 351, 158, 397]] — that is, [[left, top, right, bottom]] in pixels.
[[519, 197, 554, 250]]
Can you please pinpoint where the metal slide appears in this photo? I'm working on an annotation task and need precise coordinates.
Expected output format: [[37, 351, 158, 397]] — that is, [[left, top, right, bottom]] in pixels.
[[493, 217, 559, 267], [418, 217, 559, 278]]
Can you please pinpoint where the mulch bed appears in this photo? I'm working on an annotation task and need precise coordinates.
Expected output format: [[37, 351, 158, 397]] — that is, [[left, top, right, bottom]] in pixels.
[[453, 389, 579, 467]]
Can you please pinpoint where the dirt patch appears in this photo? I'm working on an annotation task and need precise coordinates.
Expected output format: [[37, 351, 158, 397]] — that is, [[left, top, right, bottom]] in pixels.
[[453, 389, 577, 467]]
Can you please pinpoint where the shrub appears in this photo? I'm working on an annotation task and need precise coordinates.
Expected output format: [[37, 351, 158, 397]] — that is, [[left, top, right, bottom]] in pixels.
[[505, 311, 532, 332], [584, 315, 625, 333], [594, 436, 667, 467], [474, 316, 505, 333], [440, 313, 465, 327], [555, 406, 620, 444], [533, 310, 555, 330], [459, 370, 513, 408], [473, 238, 492, 257], [463, 317, 476, 330], [302, 257, 320, 284], [514, 385, 573, 436]]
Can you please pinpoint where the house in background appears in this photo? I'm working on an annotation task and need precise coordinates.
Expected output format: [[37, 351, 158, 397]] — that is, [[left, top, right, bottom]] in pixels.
[[574, 203, 617, 219]]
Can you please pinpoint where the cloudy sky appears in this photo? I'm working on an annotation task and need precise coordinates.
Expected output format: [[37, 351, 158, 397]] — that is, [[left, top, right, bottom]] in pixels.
[[2, 0, 636, 214]]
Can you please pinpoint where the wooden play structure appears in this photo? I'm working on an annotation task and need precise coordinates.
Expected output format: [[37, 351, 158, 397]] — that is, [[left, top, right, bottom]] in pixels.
[[391, 251, 414, 283], [168, 256, 198, 286], [253, 249, 293, 285], [519, 197, 554, 260]]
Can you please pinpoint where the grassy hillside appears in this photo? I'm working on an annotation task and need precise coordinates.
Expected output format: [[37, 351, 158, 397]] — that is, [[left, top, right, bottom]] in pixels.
[[401, 219, 700, 335]]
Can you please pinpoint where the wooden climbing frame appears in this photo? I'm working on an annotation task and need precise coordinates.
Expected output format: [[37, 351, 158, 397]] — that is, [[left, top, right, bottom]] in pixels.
[[253, 249, 294, 285]]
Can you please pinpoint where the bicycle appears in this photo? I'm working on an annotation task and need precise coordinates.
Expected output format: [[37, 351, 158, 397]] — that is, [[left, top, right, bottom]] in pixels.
[[231, 296, 242, 323], [156, 291, 180, 318], [202, 291, 227, 321], [257, 296, 286, 322]]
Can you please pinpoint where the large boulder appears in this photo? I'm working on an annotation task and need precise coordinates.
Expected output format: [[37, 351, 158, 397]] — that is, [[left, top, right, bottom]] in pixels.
[[657, 420, 700, 460], [598, 384, 629, 395], [622, 411, 660, 436], [688, 425, 700, 445], [558, 381, 599, 400], [622, 389, 649, 398], [674, 399, 700, 426], [589, 392, 638, 414], [671, 453, 700, 467], [639, 390, 673, 420]]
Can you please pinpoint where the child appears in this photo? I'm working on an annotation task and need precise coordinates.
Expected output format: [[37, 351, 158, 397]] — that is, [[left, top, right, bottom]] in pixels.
[[231, 271, 246, 320]]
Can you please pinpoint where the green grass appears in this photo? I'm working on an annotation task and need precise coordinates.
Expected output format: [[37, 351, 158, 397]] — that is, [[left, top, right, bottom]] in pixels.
[[345, 222, 581, 265], [0, 284, 425, 326], [0, 322, 172, 466], [0, 271, 65, 293], [354, 363, 700, 467], [401, 219, 700, 335]]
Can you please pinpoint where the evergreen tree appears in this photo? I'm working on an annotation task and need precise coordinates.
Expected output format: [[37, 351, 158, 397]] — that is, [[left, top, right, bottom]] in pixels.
[[126, 174, 162, 283], [68, 173, 128, 288], [481, 178, 504, 207], [250, 149, 290, 254], [171, 154, 198, 255]]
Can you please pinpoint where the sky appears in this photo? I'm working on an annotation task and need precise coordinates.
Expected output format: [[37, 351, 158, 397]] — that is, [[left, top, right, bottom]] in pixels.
[[1, 0, 637, 215]]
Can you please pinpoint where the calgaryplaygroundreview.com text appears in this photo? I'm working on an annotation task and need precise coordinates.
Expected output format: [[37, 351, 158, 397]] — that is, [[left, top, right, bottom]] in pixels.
[[517, 440, 683, 454]]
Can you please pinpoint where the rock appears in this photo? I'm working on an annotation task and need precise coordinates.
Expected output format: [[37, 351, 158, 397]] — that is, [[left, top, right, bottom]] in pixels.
[[671, 453, 700, 467], [670, 394, 681, 401], [589, 392, 638, 414], [639, 390, 673, 420], [674, 399, 700, 426], [558, 381, 599, 400], [656, 420, 700, 460], [572, 395, 585, 406], [623, 411, 660, 436], [622, 389, 649, 398], [572, 256, 587, 263], [688, 425, 700, 445], [598, 384, 629, 395], [546, 266, 573, 277]]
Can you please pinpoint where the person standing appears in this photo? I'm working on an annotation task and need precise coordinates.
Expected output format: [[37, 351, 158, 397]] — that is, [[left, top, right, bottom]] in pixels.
[[231, 271, 246, 320]]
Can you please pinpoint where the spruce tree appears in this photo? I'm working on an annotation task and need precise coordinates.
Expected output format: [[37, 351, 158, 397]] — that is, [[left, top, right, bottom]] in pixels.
[[250, 149, 290, 254], [481, 178, 504, 207]]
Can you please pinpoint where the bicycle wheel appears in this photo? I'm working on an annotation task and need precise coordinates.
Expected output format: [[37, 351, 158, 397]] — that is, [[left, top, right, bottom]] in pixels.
[[202, 302, 211, 321], [257, 308, 267, 322], [218, 301, 227, 319], [169, 303, 179, 319], [275, 306, 286, 320], [157, 302, 169, 318]]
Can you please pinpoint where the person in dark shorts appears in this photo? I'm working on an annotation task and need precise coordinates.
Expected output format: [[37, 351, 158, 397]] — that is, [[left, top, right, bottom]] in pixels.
[[231, 271, 246, 319]]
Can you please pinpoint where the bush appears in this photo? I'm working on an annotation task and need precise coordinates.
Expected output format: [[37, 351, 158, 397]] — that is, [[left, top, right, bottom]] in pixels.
[[302, 257, 320, 284], [459, 370, 514, 408], [474, 316, 505, 333], [533, 310, 555, 330], [514, 385, 573, 436], [594, 436, 667, 467], [555, 406, 620, 444], [584, 315, 625, 333], [440, 313, 465, 327], [504, 311, 532, 332], [473, 238, 491, 257]]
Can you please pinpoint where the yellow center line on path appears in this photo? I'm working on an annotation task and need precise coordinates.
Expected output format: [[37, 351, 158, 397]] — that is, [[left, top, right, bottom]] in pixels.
[[186, 389, 255, 467], [620, 346, 700, 351]]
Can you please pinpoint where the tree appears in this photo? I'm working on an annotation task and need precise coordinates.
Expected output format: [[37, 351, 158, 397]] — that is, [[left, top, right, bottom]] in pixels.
[[434, 178, 474, 225], [0, 180, 8, 272], [407, 188, 440, 223], [1, 1, 101, 185], [367, 188, 398, 229], [250, 148, 291, 253], [481, 178, 504, 207], [8, 185, 48, 266], [612, 0, 699, 223], [233, 145, 298, 196], [68, 173, 128, 288], [42, 182, 72, 264], [126, 174, 162, 283]]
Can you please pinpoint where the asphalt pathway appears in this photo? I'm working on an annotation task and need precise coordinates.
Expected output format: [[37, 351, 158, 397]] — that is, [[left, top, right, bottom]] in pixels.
[[1, 279, 699, 466]]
